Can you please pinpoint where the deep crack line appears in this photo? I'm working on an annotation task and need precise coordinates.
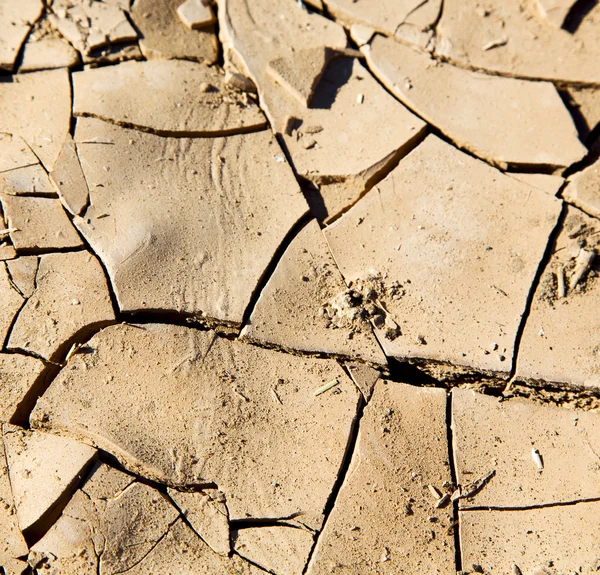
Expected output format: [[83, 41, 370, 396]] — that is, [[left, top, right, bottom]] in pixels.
[[446, 390, 463, 572]]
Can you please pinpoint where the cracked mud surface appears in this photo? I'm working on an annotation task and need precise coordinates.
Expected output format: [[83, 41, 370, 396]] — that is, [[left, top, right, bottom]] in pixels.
[[1, 1, 600, 574]]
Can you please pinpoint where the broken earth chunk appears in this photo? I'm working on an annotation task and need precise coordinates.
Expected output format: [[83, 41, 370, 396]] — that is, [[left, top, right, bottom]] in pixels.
[[266, 47, 332, 108], [307, 381, 454, 575], [0, 68, 71, 171], [73, 117, 308, 326], [0, 353, 46, 424], [177, 0, 216, 29], [131, 0, 218, 64], [72, 60, 266, 136], [515, 207, 600, 390], [49, 0, 137, 56], [563, 155, 600, 220], [0, 134, 40, 174], [535, 0, 579, 28], [19, 37, 80, 72], [452, 388, 600, 508], [346, 362, 381, 401], [50, 134, 90, 217], [233, 525, 314, 575], [0, 164, 57, 197], [0, 434, 29, 575], [324, 135, 562, 379], [0, 195, 83, 252], [0, 264, 25, 347], [3, 426, 97, 534], [240, 219, 386, 366], [323, 0, 441, 41], [434, 0, 600, 84], [363, 35, 586, 171], [568, 86, 600, 139], [30, 323, 360, 529], [460, 502, 600, 574], [7, 256, 39, 299], [167, 488, 230, 556], [0, 0, 43, 71], [219, 0, 426, 220], [7, 251, 115, 361], [30, 463, 180, 575]]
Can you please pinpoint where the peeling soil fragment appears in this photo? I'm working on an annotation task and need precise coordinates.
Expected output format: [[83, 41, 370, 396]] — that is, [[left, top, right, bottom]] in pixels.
[[0, 0, 43, 71], [0, 353, 46, 424], [563, 154, 600, 219]]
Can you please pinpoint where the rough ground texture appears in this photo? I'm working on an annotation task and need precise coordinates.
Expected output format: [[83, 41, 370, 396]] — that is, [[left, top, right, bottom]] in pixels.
[[0, 1, 599, 574]]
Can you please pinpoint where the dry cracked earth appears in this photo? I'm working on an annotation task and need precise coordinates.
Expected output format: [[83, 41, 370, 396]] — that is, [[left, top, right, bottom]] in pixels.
[[1, 0, 600, 574]]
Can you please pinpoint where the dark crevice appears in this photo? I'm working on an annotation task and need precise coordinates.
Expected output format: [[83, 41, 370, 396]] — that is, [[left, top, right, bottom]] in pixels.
[[505, 202, 568, 392], [302, 394, 365, 574], [11, 246, 87, 257], [558, 88, 592, 144], [385, 357, 443, 387], [562, 0, 598, 33], [240, 212, 313, 329], [461, 495, 600, 513], [212, 0, 225, 68], [74, 112, 268, 138], [446, 391, 462, 572], [230, 516, 309, 530]]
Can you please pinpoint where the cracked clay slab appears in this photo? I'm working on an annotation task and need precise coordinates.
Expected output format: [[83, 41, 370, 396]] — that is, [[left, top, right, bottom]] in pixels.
[[0, 68, 71, 171], [131, 0, 218, 64], [0, 353, 46, 424], [73, 117, 308, 326], [3, 426, 97, 534], [460, 502, 600, 575], [0, 0, 43, 71], [72, 59, 266, 136], [563, 155, 600, 220], [324, 135, 562, 380], [452, 388, 600, 509], [0, 433, 29, 575], [363, 34, 586, 171], [1, 263, 25, 347], [307, 381, 454, 575], [219, 0, 426, 220], [30, 323, 361, 530], [434, 0, 600, 85], [19, 37, 80, 72], [241, 219, 386, 366], [515, 206, 600, 390], [7, 251, 115, 362]]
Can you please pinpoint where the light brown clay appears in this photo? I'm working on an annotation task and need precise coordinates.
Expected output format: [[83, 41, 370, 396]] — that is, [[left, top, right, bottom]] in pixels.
[[0, 0, 43, 71], [516, 207, 600, 389], [0, 134, 39, 175], [6, 256, 38, 298], [346, 362, 381, 401], [563, 155, 600, 219], [0, 195, 83, 252], [307, 381, 455, 575], [72, 60, 266, 136], [0, 264, 24, 347], [177, 0, 216, 29], [167, 488, 230, 556], [509, 172, 565, 196], [3, 426, 97, 533], [30, 323, 360, 529], [0, 68, 71, 171], [233, 525, 315, 575], [0, 353, 45, 423], [452, 388, 600, 508], [324, 135, 561, 379], [7, 251, 115, 361], [0, 164, 57, 197], [460, 503, 600, 574], [0, 432, 29, 575], [49, 134, 90, 217], [434, 0, 600, 84], [72, 117, 308, 326], [535, 0, 578, 28], [131, 0, 218, 64], [240, 219, 386, 365], [362, 34, 586, 171], [19, 37, 80, 72]]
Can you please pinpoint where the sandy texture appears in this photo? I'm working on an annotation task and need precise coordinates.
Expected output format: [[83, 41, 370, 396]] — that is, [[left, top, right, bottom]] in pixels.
[[0, 0, 43, 71], [72, 60, 266, 136], [516, 207, 600, 389], [73, 117, 308, 326], [324, 135, 561, 379], [31, 323, 360, 529], [307, 381, 454, 574], [363, 34, 586, 171], [241, 219, 386, 365]]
